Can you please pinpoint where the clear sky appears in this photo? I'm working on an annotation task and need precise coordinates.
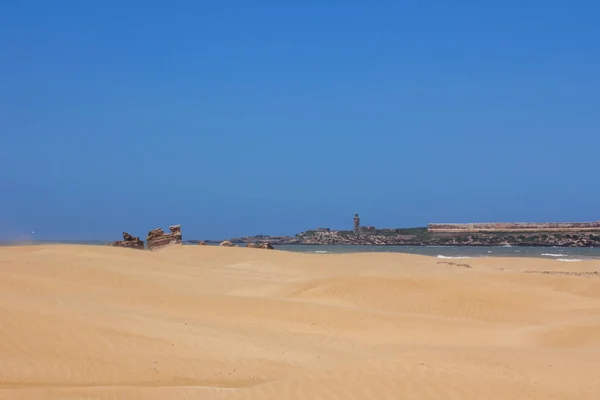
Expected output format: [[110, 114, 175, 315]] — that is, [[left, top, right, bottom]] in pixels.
[[1, 1, 599, 241]]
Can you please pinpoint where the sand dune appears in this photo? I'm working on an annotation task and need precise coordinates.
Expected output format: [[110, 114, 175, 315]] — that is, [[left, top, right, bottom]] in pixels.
[[1, 245, 599, 399]]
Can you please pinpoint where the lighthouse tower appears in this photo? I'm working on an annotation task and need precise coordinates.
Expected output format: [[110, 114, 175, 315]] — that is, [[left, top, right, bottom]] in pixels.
[[353, 213, 360, 233]]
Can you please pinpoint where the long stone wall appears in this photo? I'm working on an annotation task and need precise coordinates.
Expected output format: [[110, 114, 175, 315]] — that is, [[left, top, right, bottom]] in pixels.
[[428, 222, 600, 232]]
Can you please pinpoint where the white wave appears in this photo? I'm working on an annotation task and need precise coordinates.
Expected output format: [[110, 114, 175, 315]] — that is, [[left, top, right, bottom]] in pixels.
[[541, 253, 565, 257], [314, 250, 330, 254], [557, 259, 583, 262], [437, 255, 471, 259]]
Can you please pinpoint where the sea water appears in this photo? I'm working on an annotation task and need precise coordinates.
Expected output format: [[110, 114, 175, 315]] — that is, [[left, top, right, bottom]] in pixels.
[[273, 244, 600, 261]]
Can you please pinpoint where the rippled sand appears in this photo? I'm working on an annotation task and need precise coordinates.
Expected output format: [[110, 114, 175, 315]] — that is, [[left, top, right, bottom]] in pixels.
[[1, 245, 599, 399]]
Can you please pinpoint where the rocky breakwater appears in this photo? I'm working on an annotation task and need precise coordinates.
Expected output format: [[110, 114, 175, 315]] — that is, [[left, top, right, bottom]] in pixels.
[[296, 230, 411, 245], [230, 235, 299, 245], [425, 231, 600, 247], [146, 225, 183, 250], [296, 229, 600, 247], [110, 232, 145, 250]]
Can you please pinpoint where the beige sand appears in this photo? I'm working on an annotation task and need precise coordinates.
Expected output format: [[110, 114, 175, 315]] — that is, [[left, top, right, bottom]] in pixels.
[[1, 245, 600, 399]]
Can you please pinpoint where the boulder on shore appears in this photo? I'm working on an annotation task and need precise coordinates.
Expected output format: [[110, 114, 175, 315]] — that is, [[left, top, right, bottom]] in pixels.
[[219, 241, 237, 247], [260, 242, 274, 250], [110, 232, 145, 250], [146, 225, 182, 250], [246, 243, 260, 248], [197, 241, 207, 246]]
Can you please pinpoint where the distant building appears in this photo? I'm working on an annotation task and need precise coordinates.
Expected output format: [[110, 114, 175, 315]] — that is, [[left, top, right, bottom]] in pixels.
[[315, 228, 330, 232], [360, 226, 376, 233], [353, 214, 360, 233]]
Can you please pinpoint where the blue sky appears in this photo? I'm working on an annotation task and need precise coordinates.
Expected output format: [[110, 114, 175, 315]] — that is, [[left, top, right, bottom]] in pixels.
[[1, 1, 599, 241]]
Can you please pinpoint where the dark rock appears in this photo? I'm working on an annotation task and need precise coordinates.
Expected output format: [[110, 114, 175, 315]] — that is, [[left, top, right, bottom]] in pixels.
[[110, 232, 144, 250], [245, 242, 273, 249], [146, 224, 182, 250]]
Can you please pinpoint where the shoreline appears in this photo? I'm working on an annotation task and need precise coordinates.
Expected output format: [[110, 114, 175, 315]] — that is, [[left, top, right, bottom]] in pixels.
[[2, 240, 599, 249], [2, 241, 600, 261]]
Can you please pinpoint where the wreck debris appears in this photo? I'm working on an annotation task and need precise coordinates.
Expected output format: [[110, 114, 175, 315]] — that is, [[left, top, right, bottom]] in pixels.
[[146, 225, 182, 250], [110, 232, 145, 250]]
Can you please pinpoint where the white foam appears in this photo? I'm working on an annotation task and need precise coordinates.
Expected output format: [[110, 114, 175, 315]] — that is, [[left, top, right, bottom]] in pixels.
[[315, 250, 330, 254], [541, 253, 565, 257], [437, 255, 471, 259], [557, 259, 583, 262]]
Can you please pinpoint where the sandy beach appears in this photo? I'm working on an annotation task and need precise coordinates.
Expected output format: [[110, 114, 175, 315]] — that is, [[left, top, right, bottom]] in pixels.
[[1, 245, 599, 399]]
